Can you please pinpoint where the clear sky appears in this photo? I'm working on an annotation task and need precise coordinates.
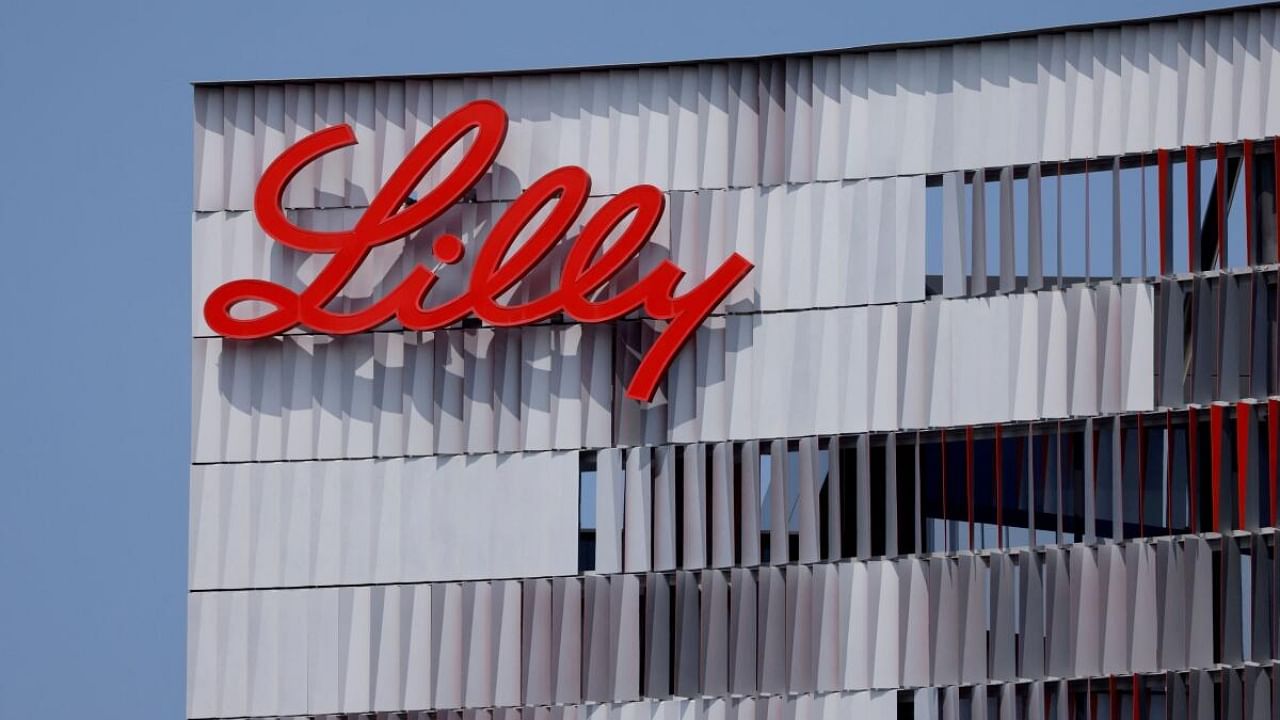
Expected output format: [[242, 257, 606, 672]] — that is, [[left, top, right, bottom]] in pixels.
[[0, 1, 1253, 716]]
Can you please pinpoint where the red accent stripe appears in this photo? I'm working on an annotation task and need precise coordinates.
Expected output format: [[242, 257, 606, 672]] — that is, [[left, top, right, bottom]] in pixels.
[[965, 425, 974, 550], [1211, 403, 1223, 532], [1159, 149, 1171, 273], [1249, 271, 1259, 400], [1245, 140, 1255, 264], [1189, 406, 1200, 533], [1188, 145, 1199, 271], [1132, 675, 1140, 720], [1108, 676, 1119, 720], [1270, 399, 1279, 526], [1217, 143, 1227, 268], [1237, 401, 1250, 529]]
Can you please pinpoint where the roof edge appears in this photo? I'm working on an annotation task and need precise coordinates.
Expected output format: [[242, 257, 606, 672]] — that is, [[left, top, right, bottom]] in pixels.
[[192, 1, 1280, 87]]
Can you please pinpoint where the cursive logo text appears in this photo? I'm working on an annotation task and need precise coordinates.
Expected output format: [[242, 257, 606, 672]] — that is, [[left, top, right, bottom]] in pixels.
[[204, 99, 754, 402]]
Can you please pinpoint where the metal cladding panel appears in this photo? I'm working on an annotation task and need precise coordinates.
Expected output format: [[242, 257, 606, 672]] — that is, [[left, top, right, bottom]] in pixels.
[[189, 451, 579, 590], [191, 324, 613, 463], [192, 285, 1154, 462], [186, 534, 1270, 716], [197, 8, 1280, 211]]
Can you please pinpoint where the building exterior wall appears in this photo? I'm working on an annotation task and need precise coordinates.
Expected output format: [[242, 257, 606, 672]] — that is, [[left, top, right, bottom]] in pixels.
[[190, 6, 1280, 719]]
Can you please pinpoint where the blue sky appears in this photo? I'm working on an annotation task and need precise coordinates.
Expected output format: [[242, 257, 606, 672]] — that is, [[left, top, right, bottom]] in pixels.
[[0, 1, 1249, 717]]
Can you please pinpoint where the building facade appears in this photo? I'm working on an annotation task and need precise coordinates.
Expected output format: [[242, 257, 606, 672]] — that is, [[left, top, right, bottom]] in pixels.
[[190, 6, 1280, 719]]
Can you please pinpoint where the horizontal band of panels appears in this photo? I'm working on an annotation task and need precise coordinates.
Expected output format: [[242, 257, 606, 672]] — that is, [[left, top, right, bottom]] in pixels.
[[191, 323, 613, 463], [195, 8, 1280, 211], [189, 452, 578, 590], [192, 398, 1280, 592], [190, 176, 924, 335], [187, 669, 1280, 720], [191, 285, 1153, 463], [187, 533, 1279, 718], [591, 413, 1280, 577]]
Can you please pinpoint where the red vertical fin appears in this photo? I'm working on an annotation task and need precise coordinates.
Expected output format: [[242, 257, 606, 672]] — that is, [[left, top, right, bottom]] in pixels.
[[1237, 401, 1251, 529], [1270, 398, 1279, 526], [1189, 406, 1200, 533], [1211, 403, 1223, 532]]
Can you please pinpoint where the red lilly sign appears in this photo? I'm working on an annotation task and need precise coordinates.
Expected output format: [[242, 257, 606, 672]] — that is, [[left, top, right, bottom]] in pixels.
[[204, 99, 752, 403]]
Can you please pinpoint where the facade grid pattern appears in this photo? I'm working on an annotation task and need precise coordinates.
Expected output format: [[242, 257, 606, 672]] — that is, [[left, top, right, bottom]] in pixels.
[[190, 6, 1280, 719]]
